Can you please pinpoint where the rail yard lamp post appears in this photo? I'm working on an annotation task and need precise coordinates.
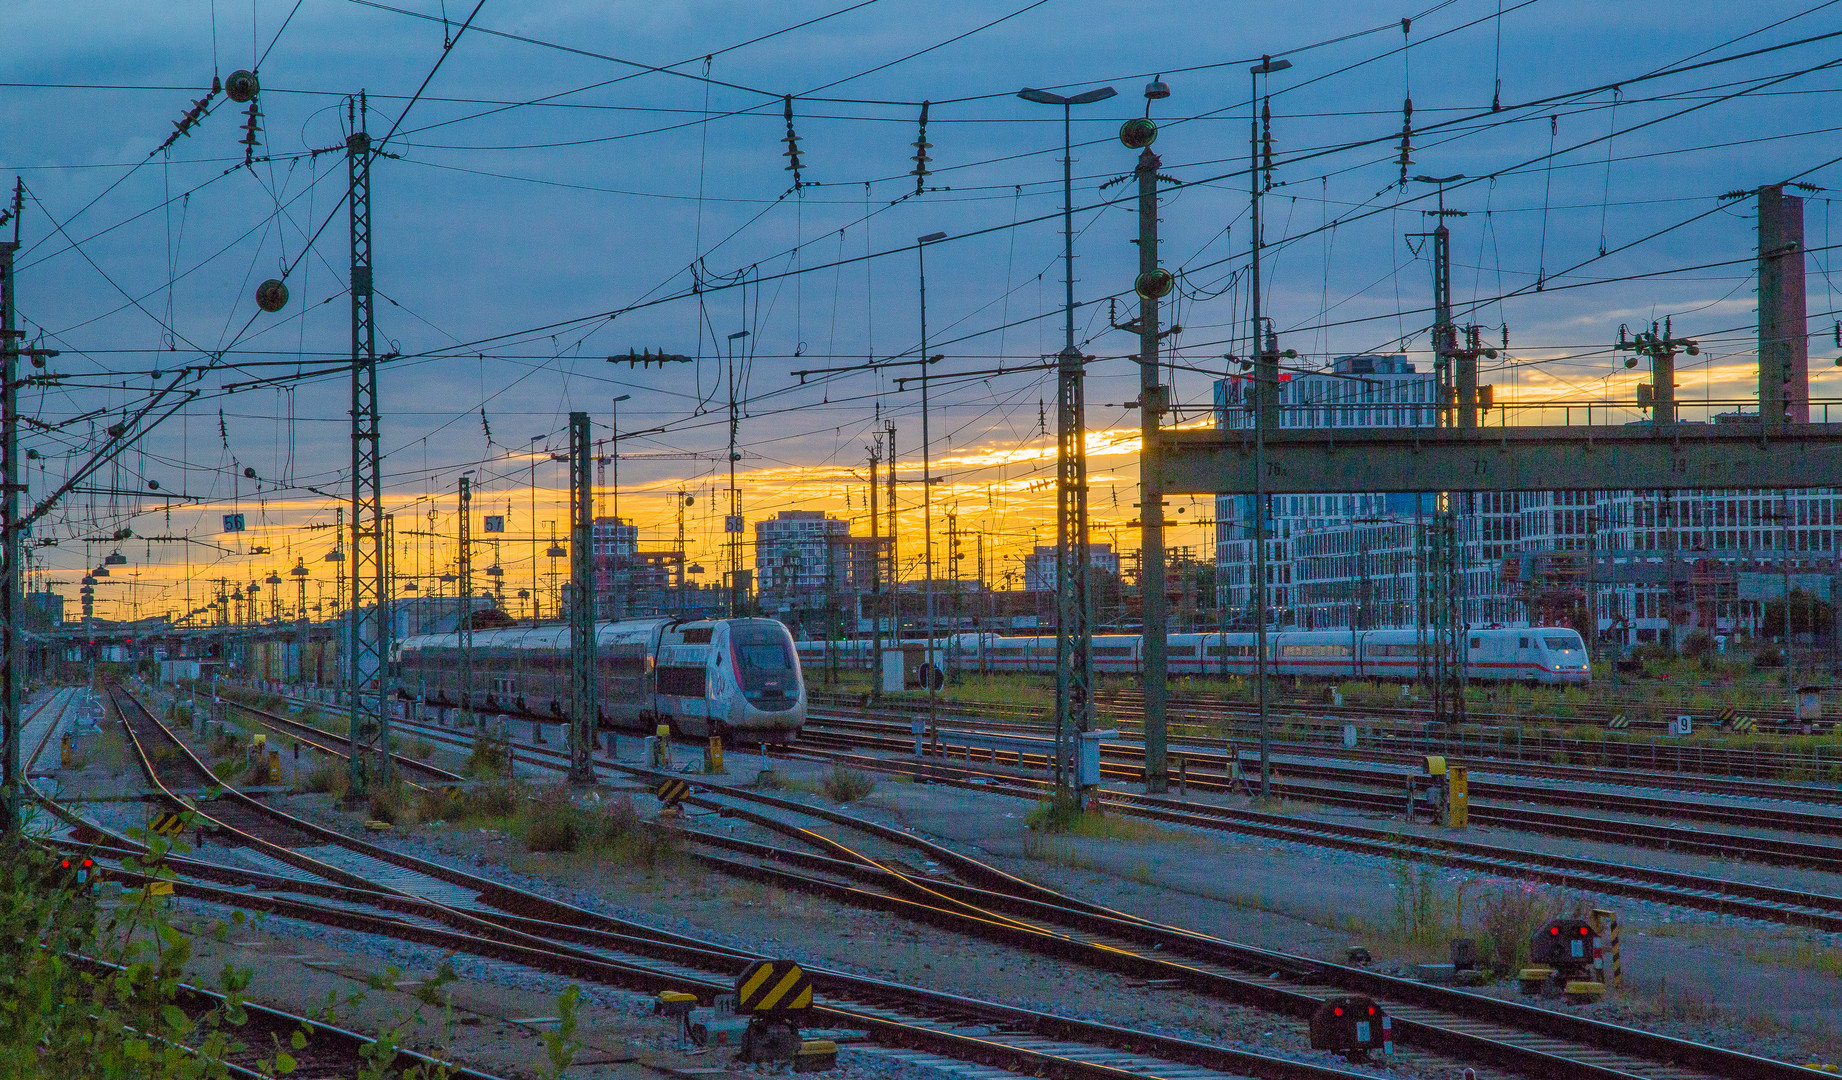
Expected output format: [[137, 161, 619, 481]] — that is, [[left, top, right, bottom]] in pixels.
[[1019, 83, 1115, 790]]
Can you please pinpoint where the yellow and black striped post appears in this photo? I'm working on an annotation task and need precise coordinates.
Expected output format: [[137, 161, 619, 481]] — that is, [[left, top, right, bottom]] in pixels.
[[1591, 908, 1621, 989], [734, 959, 814, 1014], [655, 777, 691, 814]]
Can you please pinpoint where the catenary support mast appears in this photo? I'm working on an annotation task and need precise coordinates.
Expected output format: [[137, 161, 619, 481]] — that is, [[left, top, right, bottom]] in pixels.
[[568, 412, 596, 783], [346, 91, 393, 791]]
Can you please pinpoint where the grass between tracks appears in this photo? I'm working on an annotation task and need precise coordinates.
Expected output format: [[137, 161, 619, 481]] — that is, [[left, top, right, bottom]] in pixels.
[[335, 772, 686, 870]]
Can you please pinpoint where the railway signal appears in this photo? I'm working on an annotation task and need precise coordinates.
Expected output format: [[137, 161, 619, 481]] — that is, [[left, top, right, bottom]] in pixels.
[[1309, 995, 1391, 1061]]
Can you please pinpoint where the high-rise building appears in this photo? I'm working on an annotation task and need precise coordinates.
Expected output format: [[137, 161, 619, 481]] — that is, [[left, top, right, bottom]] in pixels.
[[754, 511, 889, 631], [590, 516, 680, 617], [1214, 359, 1839, 645], [1022, 543, 1121, 592]]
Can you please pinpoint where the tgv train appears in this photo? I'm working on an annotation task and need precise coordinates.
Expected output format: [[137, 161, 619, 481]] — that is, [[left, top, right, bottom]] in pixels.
[[397, 617, 806, 742], [796, 626, 1591, 685]]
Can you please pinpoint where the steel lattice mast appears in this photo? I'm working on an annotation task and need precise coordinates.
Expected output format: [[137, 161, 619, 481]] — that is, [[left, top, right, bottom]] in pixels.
[[458, 476, 473, 727], [0, 182, 22, 833], [346, 91, 393, 791], [567, 411, 597, 783]]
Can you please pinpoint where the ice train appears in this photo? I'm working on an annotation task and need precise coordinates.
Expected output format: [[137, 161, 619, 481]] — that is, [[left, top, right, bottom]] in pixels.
[[397, 616, 806, 742], [795, 626, 1591, 685]]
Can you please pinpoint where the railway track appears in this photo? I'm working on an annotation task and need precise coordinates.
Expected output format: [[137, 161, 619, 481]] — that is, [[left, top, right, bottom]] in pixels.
[[785, 720, 1842, 937], [24, 685, 508, 1080], [260, 696, 1833, 1080], [807, 711, 1842, 855], [62, 684, 1401, 1080], [816, 681, 1817, 731], [810, 695, 1842, 807], [808, 688, 1842, 785]]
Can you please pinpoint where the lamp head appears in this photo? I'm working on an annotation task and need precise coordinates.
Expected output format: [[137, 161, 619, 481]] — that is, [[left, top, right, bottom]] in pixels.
[[1119, 117, 1157, 149]]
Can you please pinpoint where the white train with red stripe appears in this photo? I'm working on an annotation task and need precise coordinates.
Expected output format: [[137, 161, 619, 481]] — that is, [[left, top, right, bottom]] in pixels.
[[795, 626, 1590, 685], [400, 617, 806, 742]]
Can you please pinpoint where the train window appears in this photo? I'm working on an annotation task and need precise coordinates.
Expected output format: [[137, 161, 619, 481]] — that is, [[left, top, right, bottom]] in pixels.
[[658, 665, 707, 697], [1470, 637, 1482, 649], [681, 628, 714, 644], [733, 625, 794, 673], [1543, 636, 1581, 653], [1280, 644, 1348, 657], [1518, 637, 1529, 649]]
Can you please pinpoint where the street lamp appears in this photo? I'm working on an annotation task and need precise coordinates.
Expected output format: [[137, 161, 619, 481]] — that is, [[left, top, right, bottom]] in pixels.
[[1019, 82, 1116, 789]]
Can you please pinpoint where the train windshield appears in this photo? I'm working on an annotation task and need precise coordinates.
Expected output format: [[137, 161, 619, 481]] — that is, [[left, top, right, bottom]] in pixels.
[[1543, 635, 1582, 654], [733, 622, 797, 697]]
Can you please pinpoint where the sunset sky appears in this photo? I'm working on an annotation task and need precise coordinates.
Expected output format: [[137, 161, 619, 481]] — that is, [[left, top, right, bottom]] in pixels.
[[4, 1, 1841, 624]]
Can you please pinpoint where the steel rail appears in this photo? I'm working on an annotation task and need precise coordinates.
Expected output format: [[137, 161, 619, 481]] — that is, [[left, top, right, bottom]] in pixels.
[[62, 692, 1378, 1080], [810, 692, 1842, 802], [216, 695, 464, 783], [807, 711, 1842, 843], [354, 705, 1816, 1080], [795, 728, 1842, 932], [805, 714, 1842, 869]]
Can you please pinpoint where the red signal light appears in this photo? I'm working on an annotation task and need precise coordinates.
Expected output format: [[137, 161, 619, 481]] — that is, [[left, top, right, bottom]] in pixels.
[[82, 859, 93, 868], [1577, 927, 1588, 935], [60, 859, 69, 869], [1332, 1006, 1343, 1016], [1367, 1006, 1377, 1015], [1549, 927, 1559, 935]]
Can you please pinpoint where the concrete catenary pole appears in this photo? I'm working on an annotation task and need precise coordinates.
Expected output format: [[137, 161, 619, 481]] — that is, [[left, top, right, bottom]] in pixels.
[[1134, 141, 1169, 794]]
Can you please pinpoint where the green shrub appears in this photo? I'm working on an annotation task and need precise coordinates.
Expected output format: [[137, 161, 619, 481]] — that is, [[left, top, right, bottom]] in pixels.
[[0, 839, 309, 1076], [299, 761, 348, 797], [414, 785, 467, 823], [465, 730, 510, 779], [1025, 790, 1086, 834], [820, 765, 875, 803], [522, 786, 584, 852], [1388, 851, 1450, 947], [366, 781, 408, 825], [463, 780, 519, 819], [1473, 883, 1550, 974], [593, 794, 681, 867]]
